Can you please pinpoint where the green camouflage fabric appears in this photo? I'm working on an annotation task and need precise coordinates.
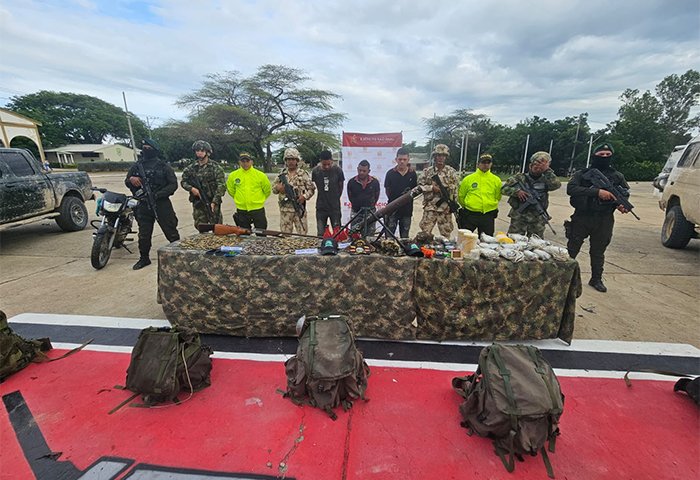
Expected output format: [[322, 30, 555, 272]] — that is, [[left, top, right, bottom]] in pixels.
[[158, 237, 581, 343], [273, 167, 315, 213], [418, 165, 460, 213], [419, 209, 455, 237], [502, 169, 561, 238], [181, 160, 227, 225], [158, 240, 418, 339], [413, 258, 580, 343]]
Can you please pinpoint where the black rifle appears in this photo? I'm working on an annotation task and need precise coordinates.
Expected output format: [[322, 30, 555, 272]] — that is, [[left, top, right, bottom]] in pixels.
[[431, 174, 459, 215], [515, 178, 556, 234], [582, 168, 640, 220], [189, 176, 215, 224], [279, 173, 305, 219], [135, 161, 159, 221]]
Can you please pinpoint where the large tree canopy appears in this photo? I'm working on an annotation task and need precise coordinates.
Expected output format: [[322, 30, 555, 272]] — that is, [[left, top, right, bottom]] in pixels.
[[6, 91, 148, 148], [177, 65, 346, 171]]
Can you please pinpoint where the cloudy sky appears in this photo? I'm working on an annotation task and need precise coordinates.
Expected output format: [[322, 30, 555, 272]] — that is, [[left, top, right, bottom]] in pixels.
[[1, 0, 698, 143]]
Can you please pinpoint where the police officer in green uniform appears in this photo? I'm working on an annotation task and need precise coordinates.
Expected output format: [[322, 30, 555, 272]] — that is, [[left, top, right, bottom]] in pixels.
[[125, 138, 180, 270], [180, 140, 226, 227], [566, 143, 631, 293]]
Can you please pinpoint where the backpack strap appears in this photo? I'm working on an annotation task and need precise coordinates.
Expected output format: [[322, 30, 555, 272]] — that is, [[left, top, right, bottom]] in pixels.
[[527, 346, 561, 413], [624, 369, 695, 387], [490, 345, 519, 430], [540, 445, 555, 479], [42, 339, 93, 363], [495, 430, 517, 473]]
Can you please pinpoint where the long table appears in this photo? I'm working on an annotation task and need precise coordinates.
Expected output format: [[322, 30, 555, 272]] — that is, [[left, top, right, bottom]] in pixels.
[[157, 243, 581, 343]]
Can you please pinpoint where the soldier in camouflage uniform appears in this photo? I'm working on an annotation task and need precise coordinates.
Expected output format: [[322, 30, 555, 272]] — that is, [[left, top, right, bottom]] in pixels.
[[418, 144, 460, 237], [273, 148, 315, 234], [180, 140, 226, 227], [502, 151, 561, 238]]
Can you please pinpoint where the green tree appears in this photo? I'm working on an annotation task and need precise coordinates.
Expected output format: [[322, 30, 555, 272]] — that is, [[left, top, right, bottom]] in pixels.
[[6, 91, 148, 148], [423, 109, 488, 168], [177, 65, 346, 171], [655, 69, 700, 146], [608, 89, 668, 179]]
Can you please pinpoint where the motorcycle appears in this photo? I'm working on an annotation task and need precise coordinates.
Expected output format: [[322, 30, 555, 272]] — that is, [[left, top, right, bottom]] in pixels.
[[90, 188, 139, 269]]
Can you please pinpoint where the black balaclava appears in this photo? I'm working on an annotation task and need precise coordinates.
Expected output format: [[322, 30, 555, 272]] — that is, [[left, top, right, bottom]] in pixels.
[[142, 148, 158, 160], [590, 155, 611, 170]]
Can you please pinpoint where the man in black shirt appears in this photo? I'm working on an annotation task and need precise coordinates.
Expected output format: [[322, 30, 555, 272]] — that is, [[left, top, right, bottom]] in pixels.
[[311, 150, 345, 236], [347, 159, 381, 236], [383, 147, 418, 238]]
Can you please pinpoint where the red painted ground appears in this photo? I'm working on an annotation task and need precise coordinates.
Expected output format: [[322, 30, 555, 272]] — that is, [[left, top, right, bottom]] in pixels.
[[1, 349, 698, 479]]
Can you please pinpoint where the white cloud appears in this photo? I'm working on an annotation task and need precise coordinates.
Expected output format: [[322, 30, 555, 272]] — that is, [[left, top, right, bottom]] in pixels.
[[1, 0, 698, 144]]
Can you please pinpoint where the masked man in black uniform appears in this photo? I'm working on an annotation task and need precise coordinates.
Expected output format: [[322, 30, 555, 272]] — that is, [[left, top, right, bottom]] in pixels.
[[125, 138, 180, 270], [565, 143, 631, 292]]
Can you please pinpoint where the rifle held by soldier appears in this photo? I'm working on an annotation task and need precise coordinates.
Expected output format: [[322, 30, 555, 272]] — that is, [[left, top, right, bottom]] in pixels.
[[582, 168, 640, 220], [515, 179, 557, 234], [197, 223, 322, 239], [135, 161, 159, 222], [189, 176, 215, 224], [279, 173, 305, 219]]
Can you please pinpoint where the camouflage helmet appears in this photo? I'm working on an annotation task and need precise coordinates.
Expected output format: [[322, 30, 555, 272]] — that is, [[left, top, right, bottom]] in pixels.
[[284, 147, 301, 160], [192, 140, 213, 154], [529, 151, 551, 164], [432, 144, 450, 157]]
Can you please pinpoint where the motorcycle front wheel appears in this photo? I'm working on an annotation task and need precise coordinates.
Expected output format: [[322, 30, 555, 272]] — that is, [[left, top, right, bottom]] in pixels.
[[91, 231, 114, 269]]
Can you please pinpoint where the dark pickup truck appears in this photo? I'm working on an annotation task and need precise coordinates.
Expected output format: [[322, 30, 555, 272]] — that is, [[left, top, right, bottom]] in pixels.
[[0, 148, 94, 231]]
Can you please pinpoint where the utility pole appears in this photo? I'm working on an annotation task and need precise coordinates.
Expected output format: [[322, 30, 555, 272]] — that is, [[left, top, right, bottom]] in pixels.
[[548, 139, 553, 155], [122, 92, 139, 162], [585, 134, 594, 168], [521, 134, 530, 173], [476, 143, 481, 169], [567, 115, 582, 175]]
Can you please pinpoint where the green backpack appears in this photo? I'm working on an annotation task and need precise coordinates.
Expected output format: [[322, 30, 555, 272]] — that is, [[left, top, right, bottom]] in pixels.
[[0, 311, 52, 382], [284, 315, 370, 420], [120, 326, 213, 407], [452, 344, 564, 479]]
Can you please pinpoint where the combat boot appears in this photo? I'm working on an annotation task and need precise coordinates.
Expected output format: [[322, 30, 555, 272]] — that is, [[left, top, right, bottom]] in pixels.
[[133, 257, 152, 270], [588, 278, 607, 293]]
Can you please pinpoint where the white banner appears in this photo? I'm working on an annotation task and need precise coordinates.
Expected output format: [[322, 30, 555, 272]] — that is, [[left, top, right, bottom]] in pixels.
[[341, 132, 403, 225]]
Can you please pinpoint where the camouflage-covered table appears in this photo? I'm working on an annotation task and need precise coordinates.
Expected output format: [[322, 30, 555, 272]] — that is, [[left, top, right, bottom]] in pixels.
[[413, 258, 581, 343], [158, 243, 581, 343]]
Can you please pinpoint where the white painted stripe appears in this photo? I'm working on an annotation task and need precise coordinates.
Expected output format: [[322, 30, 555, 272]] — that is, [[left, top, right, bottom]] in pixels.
[[17, 313, 700, 357], [366, 337, 700, 357], [51, 343, 685, 381], [9, 313, 171, 329]]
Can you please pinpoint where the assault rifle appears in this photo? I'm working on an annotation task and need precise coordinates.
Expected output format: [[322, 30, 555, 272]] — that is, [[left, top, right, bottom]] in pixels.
[[189, 176, 215, 224], [197, 223, 321, 239], [135, 161, 159, 221], [431, 174, 459, 213], [582, 168, 640, 220], [279, 173, 305, 219], [515, 178, 556, 235]]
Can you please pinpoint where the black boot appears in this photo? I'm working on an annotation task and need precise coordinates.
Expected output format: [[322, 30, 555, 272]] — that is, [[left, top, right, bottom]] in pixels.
[[588, 278, 607, 293], [133, 257, 152, 270]]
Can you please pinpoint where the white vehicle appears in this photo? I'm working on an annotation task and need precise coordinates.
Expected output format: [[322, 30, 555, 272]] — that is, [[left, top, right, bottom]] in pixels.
[[652, 144, 687, 194], [659, 136, 700, 249]]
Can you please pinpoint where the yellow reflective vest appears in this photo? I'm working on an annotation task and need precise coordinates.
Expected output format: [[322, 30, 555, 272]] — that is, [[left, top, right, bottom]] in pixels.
[[226, 167, 271, 211], [458, 170, 502, 213]]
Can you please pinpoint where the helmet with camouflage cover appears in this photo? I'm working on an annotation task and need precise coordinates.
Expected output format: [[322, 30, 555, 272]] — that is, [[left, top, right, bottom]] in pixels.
[[432, 144, 450, 157], [192, 140, 213, 154], [284, 147, 301, 160]]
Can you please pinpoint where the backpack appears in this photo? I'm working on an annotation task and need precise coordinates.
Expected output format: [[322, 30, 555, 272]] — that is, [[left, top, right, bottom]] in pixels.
[[284, 315, 370, 420], [120, 326, 213, 407], [452, 344, 564, 478], [0, 311, 52, 382]]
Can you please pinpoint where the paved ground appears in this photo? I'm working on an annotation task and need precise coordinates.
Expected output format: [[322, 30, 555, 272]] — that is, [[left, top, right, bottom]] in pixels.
[[0, 172, 698, 346]]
